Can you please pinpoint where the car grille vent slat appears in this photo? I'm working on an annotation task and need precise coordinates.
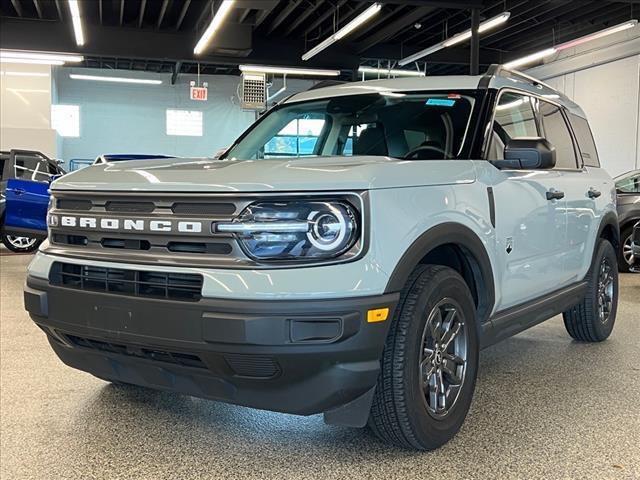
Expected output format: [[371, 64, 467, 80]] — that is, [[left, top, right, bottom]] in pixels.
[[171, 202, 236, 215], [63, 334, 207, 369], [105, 201, 156, 213], [50, 262, 203, 301], [57, 199, 93, 211]]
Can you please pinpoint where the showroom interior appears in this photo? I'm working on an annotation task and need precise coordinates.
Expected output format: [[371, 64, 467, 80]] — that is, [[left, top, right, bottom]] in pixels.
[[1, 0, 639, 478]]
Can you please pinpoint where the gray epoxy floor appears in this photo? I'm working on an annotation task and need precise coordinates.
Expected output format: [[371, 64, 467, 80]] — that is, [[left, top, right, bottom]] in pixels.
[[1, 248, 639, 480]]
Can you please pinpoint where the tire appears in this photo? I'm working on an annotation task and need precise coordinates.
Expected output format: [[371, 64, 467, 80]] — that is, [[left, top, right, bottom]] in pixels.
[[368, 264, 479, 450], [563, 239, 618, 342], [618, 226, 634, 273], [1, 234, 43, 253]]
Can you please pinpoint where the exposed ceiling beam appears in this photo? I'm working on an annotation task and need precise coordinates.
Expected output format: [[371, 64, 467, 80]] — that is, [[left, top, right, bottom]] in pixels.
[[33, 0, 43, 19], [352, 0, 484, 8], [138, 0, 147, 28], [195, 0, 214, 30], [283, 0, 324, 36], [119, 0, 125, 26], [303, 0, 349, 35], [54, 0, 64, 20], [10, 0, 23, 17], [267, 0, 301, 34], [175, 0, 191, 30], [255, 2, 279, 28], [98, 0, 103, 24], [238, 8, 252, 24], [157, 0, 170, 28], [357, 6, 435, 53]]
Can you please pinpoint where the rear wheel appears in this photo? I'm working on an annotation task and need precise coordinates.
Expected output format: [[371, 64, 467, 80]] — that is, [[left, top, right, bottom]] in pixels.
[[368, 265, 479, 450], [1, 234, 42, 253], [563, 239, 618, 342]]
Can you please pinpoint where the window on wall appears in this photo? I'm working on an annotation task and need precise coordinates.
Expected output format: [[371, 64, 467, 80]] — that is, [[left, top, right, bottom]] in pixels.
[[166, 109, 203, 136], [263, 116, 326, 157], [51, 105, 80, 137]]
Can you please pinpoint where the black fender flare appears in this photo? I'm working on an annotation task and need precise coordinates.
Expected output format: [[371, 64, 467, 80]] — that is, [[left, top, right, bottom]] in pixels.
[[596, 211, 620, 249], [384, 222, 495, 323]]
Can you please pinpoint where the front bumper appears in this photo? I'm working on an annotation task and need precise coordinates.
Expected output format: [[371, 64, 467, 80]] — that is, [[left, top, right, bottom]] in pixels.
[[25, 276, 399, 420]]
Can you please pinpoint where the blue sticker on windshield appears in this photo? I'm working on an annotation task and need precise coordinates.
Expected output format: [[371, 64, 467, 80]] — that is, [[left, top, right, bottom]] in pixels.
[[426, 98, 456, 107]]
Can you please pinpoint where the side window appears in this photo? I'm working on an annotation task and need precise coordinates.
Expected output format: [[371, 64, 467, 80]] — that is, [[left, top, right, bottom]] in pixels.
[[14, 156, 41, 179], [488, 92, 537, 160], [615, 173, 640, 193], [538, 101, 579, 169], [568, 113, 600, 167]]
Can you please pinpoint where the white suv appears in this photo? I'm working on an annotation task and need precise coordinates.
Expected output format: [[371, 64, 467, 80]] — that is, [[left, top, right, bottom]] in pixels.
[[25, 66, 619, 450]]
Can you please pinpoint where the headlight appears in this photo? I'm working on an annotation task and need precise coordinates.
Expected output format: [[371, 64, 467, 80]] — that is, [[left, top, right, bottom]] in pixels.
[[216, 200, 360, 262]]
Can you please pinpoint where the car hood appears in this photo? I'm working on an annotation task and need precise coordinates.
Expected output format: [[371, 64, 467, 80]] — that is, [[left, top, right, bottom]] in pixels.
[[51, 156, 477, 192]]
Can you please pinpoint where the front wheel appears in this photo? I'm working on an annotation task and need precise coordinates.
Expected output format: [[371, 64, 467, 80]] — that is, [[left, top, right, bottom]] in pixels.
[[1, 234, 42, 253], [563, 239, 618, 342], [368, 265, 479, 450]]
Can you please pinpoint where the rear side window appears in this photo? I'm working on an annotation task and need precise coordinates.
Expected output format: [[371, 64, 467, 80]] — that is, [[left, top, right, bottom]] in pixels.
[[538, 101, 579, 170], [568, 114, 600, 167]]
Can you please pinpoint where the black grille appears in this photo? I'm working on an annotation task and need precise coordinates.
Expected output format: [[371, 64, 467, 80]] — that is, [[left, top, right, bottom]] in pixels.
[[224, 354, 281, 379], [171, 202, 236, 215], [105, 201, 155, 213], [64, 334, 206, 369], [50, 262, 203, 301], [57, 199, 92, 211]]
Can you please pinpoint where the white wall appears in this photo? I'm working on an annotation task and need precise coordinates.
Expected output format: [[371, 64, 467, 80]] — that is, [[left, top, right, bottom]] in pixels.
[[527, 27, 640, 177], [53, 68, 316, 166], [0, 62, 56, 157]]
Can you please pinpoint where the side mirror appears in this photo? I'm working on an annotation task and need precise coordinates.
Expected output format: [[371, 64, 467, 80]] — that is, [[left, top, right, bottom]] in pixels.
[[492, 138, 556, 170]]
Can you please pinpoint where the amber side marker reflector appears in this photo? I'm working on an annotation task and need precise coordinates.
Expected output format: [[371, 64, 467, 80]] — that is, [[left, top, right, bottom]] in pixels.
[[367, 308, 389, 323]]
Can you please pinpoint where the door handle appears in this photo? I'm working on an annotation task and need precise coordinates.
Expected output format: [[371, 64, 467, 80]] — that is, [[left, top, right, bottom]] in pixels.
[[546, 190, 565, 201], [587, 188, 601, 198], [14, 188, 25, 196]]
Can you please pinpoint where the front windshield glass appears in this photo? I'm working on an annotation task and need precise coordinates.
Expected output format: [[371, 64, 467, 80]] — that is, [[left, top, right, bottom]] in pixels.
[[224, 92, 477, 161]]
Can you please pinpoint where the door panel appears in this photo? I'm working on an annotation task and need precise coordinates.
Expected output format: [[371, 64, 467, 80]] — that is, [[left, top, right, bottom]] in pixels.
[[491, 170, 568, 309], [4, 179, 49, 232]]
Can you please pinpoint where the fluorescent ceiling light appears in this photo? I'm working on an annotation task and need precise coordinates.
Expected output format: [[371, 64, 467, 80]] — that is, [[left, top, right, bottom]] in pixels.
[[69, 74, 162, 85], [0, 58, 64, 65], [504, 47, 557, 69], [556, 19, 638, 50], [67, 0, 85, 46], [0, 50, 83, 65], [504, 20, 638, 70], [194, 0, 235, 55], [443, 11, 511, 47], [399, 11, 510, 66], [358, 66, 425, 77], [239, 65, 340, 76], [302, 3, 382, 61]]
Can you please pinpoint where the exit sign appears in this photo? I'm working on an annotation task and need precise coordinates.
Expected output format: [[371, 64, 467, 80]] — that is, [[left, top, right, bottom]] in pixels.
[[190, 86, 208, 101]]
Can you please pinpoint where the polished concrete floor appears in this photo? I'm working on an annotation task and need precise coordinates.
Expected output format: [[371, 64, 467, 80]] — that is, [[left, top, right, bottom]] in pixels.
[[1, 248, 639, 480]]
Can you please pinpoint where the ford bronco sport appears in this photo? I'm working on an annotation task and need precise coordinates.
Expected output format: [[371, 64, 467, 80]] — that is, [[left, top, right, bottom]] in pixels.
[[24, 66, 619, 450]]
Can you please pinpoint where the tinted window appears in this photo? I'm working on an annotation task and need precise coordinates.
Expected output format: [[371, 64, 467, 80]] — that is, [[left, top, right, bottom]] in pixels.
[[487, 92, 538, 160], [14, 156, 41, 179], [569, 113, 599, 167], [539, 101, 578, 169], [615, 171, 640, 193]]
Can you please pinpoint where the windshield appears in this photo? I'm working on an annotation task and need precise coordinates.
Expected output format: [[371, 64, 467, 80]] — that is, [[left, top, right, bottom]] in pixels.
[[224, 92, 478, 161]]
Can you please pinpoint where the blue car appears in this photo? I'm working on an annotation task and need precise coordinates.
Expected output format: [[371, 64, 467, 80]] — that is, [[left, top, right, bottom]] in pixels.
[[1, 150, 64, 252]]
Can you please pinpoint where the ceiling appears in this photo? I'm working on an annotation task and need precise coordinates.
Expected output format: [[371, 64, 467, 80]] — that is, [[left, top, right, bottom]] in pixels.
[[0, 0, 637, 78]]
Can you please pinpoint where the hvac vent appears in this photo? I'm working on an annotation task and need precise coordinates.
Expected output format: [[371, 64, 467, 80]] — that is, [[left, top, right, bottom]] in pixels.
[[241, 72, 267, 111]]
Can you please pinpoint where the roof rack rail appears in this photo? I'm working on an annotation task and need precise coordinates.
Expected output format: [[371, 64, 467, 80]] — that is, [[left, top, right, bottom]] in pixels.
[[480, 63, 557, 92], [307, 80, 347, 91]]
